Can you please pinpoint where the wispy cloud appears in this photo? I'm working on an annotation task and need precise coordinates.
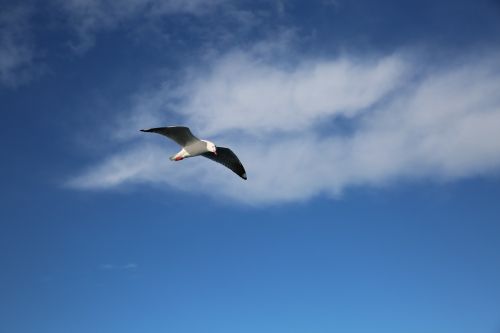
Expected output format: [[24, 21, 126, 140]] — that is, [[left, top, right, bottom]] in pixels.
[[0, 5, 39, 87], [100, 263, 138, 271], [69, 46, 500, 204], [174, 51, 407, 136], [53, 0, 229, 53]]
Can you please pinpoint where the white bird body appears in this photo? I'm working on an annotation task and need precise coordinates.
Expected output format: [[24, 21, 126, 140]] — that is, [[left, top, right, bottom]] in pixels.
[[169, 140, 215, 160], [140, 126, 247, 180]]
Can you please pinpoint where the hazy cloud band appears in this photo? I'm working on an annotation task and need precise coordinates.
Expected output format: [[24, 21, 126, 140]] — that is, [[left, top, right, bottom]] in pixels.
[[69, 50, 500, 204]]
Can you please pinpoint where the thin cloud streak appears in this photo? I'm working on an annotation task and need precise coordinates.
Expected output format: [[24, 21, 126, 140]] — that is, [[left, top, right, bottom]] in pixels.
[[69, 49, 500, 204], [0, 5, 38, 87], [100, 263, 138, 271], [54, 0, 229, 53]]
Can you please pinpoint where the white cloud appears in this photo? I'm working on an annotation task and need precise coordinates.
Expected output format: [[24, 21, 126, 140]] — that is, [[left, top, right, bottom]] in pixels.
[[68, 49, 500, 204], [54, 0, 229, 53], [0, 6, 37, 87], [175, 51, 407, 136]]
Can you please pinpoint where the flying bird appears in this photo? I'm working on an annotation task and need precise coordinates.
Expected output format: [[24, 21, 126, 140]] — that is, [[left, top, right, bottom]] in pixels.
[[140, 126, 247, 180]]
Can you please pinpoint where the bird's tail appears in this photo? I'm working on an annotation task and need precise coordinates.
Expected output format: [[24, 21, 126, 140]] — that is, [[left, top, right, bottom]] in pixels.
[[170, 154, 184, 161]]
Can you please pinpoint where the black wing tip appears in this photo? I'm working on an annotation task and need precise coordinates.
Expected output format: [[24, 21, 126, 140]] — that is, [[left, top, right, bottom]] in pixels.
[[240, 172, 247, 180], [140, 126, 188, 132]]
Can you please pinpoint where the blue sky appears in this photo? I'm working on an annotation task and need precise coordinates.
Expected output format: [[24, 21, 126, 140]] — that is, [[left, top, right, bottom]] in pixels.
[[2, 0, 500, 332]]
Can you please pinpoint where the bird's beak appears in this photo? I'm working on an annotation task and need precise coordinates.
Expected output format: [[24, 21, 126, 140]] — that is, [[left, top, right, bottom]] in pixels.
[[214, 150, 217, 156]]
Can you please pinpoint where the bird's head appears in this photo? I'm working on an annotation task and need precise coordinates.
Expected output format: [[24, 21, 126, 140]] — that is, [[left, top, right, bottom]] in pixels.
[[206, 141, 217, 155]]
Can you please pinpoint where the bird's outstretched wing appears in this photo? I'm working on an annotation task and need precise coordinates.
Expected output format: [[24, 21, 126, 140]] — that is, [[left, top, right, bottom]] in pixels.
[[202, 147, 247, 180], [140, 126, 200, 147]]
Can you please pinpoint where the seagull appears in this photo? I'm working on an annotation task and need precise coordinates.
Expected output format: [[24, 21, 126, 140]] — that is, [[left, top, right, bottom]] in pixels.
[[140, 126, 247, 180]]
